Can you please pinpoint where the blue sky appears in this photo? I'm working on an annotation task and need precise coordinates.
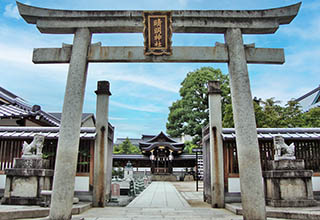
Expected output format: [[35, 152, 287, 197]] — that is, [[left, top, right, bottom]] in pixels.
[[0, 0, 319, 139]]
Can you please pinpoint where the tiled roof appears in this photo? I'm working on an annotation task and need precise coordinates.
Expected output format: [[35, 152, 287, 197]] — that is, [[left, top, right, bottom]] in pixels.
[[0, 87, 60, 126], [0, 104, 30, 118], [50, 112, 95, 123], [0, 127, 96, 140], [222, 128, 320, 140], [295, 85, 320, 102]]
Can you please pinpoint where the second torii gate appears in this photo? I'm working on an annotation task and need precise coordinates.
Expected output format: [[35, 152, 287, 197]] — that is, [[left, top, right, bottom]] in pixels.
[[17, 2, 301, 220]]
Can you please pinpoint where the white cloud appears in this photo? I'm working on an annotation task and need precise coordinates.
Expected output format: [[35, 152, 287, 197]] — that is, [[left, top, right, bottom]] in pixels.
[[0, 43, 31, 65], [280, 16, 320, 41], [3, 4, 20, 20], [92, 68, 180, 93], [109, 117, 127, 121], [110, 100, 164, 113]]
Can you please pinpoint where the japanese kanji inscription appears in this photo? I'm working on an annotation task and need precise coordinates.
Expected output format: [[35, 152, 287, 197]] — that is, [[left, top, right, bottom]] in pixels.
[[143, 11, 172, 56]]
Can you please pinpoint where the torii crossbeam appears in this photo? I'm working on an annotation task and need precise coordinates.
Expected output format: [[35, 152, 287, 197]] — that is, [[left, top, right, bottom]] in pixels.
[[17, 2, 301, 220]]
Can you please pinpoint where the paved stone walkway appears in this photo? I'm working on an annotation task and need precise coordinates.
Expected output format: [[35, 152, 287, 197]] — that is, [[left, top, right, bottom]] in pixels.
[[127, 181, 190, 208], [72, 206, 244, 219], [69, 182, 245, 219]]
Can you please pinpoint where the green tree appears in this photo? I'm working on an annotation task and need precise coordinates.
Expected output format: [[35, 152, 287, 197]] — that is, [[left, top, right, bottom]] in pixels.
[[166, 67, 230, 143], [113, 145, 122, 154], [260, 98, 283, 127], [183, 141, 198, 154], [222, 103, 234, 128], [282, 99, 304, 127], [121, 138, 131, 154], [302, 107, 320, 127], [113, 137, 141, 154]]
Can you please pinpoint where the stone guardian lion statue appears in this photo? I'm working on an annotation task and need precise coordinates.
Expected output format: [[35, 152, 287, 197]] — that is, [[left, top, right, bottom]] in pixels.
[[273, 135, 295, 161], [22, 134, 45, 158]]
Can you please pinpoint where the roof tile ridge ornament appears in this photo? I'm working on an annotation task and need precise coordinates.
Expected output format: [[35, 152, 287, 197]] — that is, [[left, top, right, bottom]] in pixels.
[[146, 131, 177, 143]]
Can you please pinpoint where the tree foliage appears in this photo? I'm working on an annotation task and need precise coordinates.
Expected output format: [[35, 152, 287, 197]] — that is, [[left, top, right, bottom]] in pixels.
[[166, 67, 230, 143], [223, 98, 312, 128], [222, 97, 320, 129], [302, 107, 320, 127], [167, 67, 320, 143], [183, 141, 198, 154], [113, 137, 141, 154]]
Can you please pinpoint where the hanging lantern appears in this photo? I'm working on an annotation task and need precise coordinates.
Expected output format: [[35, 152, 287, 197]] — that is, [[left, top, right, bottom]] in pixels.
[[169, 151, 174, 161], [150, 151, 155, 161]]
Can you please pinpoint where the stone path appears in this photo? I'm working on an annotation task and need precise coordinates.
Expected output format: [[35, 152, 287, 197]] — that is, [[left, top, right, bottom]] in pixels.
[[127, 181, 190, 208], [71, 206, 244, 220], [69, 182, 245, 219]]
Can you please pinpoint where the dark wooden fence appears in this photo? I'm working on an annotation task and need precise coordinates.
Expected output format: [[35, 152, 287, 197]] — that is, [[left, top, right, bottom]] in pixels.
[[0, 138, 94, 175], [224, 139, 320, 176]]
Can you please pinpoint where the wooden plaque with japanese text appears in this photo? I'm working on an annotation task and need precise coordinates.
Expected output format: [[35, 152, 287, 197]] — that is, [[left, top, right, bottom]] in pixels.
[[143, 11, 172, 56]]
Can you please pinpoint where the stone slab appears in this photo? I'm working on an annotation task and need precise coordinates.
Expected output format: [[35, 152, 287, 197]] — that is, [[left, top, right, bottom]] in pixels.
[[267, 199, 318, 207], [264, 170, 313, 178], [33, 46, 285, 64], [226, 203, 320, 220], [14, 158, 50, 169], [267, 159, 305, 170], [11, 176, 38, 197], [2, 197, 44, 206], [0, 202, 91, 220], [5, 169, 54, 177]]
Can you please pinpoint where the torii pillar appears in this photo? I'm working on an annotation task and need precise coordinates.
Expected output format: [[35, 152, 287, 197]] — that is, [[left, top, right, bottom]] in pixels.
[[225, 28, 266, 219], [49, 28, 92, 219]]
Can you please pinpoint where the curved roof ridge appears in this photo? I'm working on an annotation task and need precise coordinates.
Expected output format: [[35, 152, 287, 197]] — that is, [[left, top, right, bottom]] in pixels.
[[146, 131, 178, 143]]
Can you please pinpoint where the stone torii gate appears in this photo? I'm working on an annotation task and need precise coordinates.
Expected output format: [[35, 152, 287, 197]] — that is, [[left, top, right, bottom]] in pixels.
[[17, 2, 300, 220]]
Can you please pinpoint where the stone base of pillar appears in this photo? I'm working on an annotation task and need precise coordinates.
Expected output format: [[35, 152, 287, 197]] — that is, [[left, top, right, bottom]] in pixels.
[[204, 194, 212, 204], [2, 158, 53, 206], [264, 159, 317, 207]]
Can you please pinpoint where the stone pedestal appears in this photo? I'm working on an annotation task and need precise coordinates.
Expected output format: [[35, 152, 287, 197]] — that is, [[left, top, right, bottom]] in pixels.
[[2, 158, 53, 205], [263, 159, 317, 207], [124, 161, 134, 180]]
